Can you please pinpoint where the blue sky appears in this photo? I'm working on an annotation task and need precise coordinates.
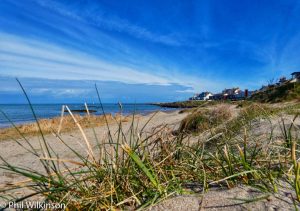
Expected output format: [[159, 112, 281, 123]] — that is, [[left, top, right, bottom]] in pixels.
[[1, 0, 300, 103]]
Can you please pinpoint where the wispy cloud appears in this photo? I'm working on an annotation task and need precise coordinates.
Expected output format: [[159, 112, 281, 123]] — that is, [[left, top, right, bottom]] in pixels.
[[0, 33, 188, 85], [1, 32, 226, 92], [34, 0, 183, 46]]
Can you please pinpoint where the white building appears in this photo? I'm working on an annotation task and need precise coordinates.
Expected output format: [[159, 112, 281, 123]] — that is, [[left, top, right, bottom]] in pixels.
[[222, 87, 240, 96], [197, 92, 213, 101], [291, 72, 300, 83]]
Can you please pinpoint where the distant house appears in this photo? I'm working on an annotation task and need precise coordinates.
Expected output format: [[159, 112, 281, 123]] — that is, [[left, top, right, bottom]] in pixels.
[[208, 88, 252, 101], [197, 92, 213, 101], [221, 87, 240, 100], [189, 92, 213, 101], [222, 87, 240, 96], [291, 72, 300, 83]]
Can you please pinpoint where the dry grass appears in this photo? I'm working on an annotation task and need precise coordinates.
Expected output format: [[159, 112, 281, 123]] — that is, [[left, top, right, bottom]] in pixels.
[[179, 104, 232, 133], [0, 113, 131, 141]]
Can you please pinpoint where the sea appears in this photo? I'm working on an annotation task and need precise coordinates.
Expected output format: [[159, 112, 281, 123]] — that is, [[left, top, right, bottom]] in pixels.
[[0, 103, 174, 128]]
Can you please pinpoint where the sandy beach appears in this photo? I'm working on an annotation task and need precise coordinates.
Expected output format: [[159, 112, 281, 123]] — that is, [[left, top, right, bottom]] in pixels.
[[0, 110, 187, 187]]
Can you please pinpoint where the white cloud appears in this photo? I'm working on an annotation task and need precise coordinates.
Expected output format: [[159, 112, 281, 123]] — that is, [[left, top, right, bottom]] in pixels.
[[0, 33, 184, 85], [0, 32, 232, 93]]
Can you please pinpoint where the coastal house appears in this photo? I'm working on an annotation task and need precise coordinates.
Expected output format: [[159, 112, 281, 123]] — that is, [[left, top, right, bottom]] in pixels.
[[189, 92, 213, 101], [221, 87, 240, 100], [197, 92, 213, 101], [291, 72, 300, 83], [223, 88, 253, 100], [208, 88, 252, 101], [222, 87, 240, 96]]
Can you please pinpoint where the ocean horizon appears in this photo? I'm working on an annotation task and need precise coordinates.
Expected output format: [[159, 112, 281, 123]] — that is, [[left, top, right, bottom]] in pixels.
[[0, 103, 174, 128]]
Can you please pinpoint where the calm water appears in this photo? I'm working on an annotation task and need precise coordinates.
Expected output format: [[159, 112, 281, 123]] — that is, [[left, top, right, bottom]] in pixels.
[[0, 103, 174, 128]]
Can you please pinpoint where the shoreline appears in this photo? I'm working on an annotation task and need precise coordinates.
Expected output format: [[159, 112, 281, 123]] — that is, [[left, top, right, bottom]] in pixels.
[[0, 109, 181, 141], [0, 106, 179, 129]]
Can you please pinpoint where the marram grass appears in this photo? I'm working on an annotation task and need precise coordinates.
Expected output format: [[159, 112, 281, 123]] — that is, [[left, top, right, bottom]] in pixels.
[[0, 82, 300, 210]]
